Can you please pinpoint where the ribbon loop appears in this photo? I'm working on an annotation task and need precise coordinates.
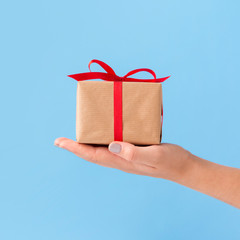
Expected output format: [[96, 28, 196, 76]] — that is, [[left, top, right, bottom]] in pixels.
[[124, 68, 157, 80], [88, 59, 116, 75]]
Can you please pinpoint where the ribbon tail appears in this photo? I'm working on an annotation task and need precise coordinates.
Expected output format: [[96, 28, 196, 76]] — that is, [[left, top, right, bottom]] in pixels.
[[156, 75, 171, 82], [122, 75, 171, 82], [68, 72, 116, 81]]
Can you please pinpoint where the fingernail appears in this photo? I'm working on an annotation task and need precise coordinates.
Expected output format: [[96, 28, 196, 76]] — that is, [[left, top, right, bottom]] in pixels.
[[54, 140, 60, 147], [109, 143, 122, 153]]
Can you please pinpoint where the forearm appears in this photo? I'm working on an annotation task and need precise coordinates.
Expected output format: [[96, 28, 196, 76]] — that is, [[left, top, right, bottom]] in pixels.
[[175, 154, 240, 208]]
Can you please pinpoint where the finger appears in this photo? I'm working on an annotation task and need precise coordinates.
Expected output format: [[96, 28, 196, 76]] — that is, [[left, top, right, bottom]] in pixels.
[[108, 141, 160, 166], [55, 137, 98, 161], [55, 137, 113, 167], [54, 137, 153, 174]]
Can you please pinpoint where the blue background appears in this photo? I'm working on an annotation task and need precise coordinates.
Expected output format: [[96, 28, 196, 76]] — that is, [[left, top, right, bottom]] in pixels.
[[1, 0, 240, 239]]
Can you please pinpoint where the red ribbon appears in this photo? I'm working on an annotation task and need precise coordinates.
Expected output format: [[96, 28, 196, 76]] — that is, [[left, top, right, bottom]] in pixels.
[[68, 59, 170, 142]]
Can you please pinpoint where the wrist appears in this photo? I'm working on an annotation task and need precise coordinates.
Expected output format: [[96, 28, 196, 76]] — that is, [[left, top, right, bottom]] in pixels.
[[169, 151, 199, 184]]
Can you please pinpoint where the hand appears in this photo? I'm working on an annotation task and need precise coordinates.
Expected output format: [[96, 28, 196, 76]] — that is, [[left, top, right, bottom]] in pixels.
[[54, 137, 192, 181], [54, 137, 240, 208]]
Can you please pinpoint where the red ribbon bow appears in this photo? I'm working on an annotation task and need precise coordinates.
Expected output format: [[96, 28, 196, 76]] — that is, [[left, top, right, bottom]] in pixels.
[[68, 59, 170, 142]]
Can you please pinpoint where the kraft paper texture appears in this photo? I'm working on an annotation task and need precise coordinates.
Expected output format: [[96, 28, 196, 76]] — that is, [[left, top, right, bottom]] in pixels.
[[76, 81, 162, 145]]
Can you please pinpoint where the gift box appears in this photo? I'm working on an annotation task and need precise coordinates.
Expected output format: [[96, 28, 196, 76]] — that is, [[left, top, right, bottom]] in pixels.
[[68, 60, 170, 145]]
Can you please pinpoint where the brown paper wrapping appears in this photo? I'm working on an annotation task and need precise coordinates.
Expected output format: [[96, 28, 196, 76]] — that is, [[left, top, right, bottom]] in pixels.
[[76, 81, 162, 145]]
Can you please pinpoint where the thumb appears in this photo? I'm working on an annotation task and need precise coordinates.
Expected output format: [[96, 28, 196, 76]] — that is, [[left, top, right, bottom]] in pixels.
[[108, 141, 153, 166]]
